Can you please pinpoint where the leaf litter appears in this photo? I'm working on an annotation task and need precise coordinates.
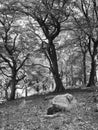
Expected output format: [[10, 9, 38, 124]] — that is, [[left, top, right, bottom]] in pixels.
[[0, 91, 98, 130]]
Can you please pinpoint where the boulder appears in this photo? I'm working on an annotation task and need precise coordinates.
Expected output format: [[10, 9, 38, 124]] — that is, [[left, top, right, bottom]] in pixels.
[[47, 93, 77, 115]]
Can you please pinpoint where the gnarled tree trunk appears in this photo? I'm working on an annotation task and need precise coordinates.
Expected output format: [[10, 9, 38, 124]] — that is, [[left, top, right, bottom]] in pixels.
[[53, 74, 65, 92], [47, 41, 65, 92]]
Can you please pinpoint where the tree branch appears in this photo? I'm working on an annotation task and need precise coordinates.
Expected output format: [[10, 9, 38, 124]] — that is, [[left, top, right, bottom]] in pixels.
[[0, 68, 12, 78], [16, 74, 26, 82], [33, 63, 50, 70], [12, 34, 19, 52], [17, 54, 29, 71], [0, 54, 12, 68], [92, 0, 98, 21]]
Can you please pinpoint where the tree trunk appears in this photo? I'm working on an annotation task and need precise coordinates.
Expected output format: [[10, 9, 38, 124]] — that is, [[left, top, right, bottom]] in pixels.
[[47, 41, 65, 92], [10, 79, 16, 100], [9, 67, 17, 100], [87, 40, 98, 87], [53, 73, 65, 92], [87, 56, 96, 87], [71, 64, 74, 86], [5, 89, 8, 100], [83, 53, 86, 85], [25, 85, 28, 97]]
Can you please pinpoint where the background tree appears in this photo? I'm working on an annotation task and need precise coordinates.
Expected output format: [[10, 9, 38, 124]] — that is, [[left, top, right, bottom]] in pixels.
[[71, 30, 88, 86], [0, 3, 30, 100], [71, 0, 98, 87], [55, 31, 83, 87]]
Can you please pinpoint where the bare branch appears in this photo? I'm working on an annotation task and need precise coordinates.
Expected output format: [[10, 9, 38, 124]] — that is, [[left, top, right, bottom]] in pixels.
[[81, 0, 92, 33], [92, 0, 98, 21], [12, 34, 19, 51], [17, 54, 30, 71], [33, 63, 50, 70], [0, 68, 11, 78], [16, 75, 26, 82], [73, 15, 90, 36], [0, 54, 12, 68]]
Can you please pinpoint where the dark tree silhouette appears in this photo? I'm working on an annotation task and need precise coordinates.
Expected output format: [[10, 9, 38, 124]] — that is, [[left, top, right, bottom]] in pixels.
[[13, 0, 70, 92]]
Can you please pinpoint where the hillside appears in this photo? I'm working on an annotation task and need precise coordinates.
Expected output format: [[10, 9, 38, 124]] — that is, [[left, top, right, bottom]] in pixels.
[[0, 91, 98, 130]]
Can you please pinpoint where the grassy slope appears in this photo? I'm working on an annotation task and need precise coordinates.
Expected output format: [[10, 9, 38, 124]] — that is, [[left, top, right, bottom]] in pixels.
[[0, 90, 98, 130]]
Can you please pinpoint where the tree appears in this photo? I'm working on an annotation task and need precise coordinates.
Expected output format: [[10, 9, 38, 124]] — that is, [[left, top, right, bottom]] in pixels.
[[71, 0, 98, 87], [0, 3, 30, 100], [12, 0, 71, 92], [56, 32, 83, 87], [72, 30, 88, 86]]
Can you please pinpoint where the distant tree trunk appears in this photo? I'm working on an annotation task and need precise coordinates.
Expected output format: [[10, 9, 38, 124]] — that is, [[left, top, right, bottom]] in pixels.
[[9, 66, 17, 100], [25, 85, 28, 97], [83, 53, 86, 85], [87, 56, 96, 87], [47, 41, 65, 92], [87, 40, 98, 87], [5, 89, 8, 100], [70, 64, 74, 86]]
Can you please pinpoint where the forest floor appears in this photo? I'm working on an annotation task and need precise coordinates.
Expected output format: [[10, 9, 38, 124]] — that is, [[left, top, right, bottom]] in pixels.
[[0, 89, 98, 130]]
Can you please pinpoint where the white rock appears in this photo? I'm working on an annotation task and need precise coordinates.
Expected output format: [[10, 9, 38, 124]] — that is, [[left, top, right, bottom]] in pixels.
[[51, 93, 77, 111]]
